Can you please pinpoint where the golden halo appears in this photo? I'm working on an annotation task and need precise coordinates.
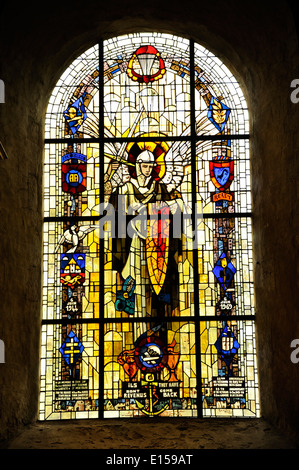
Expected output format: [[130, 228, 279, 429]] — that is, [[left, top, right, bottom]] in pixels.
[[126, 133, 169, 180]]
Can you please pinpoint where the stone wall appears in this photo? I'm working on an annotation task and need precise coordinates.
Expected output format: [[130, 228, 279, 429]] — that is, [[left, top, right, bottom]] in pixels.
[[0, 0, 298, 441]]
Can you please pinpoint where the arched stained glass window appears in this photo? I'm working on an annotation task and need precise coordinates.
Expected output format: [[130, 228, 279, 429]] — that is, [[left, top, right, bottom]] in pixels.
[[40, 33, 260, 420]]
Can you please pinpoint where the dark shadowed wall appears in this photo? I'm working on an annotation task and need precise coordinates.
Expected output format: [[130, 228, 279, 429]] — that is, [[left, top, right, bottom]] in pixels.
[[0, 0, 298, 441]]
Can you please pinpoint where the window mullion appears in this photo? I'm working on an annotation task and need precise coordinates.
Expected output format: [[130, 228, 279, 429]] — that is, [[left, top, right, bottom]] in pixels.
[[190, 38, 203, 418], [98, 38, 105, 419]]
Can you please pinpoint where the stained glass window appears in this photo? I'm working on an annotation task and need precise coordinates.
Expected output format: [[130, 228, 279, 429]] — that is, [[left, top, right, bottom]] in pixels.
[[40, 33, 260, 420]]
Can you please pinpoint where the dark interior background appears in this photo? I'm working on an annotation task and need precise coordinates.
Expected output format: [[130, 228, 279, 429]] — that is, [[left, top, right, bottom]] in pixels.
[[0, 0, 298, 442]]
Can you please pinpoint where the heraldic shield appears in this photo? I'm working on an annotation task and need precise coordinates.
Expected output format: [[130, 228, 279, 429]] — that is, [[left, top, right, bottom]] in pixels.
[[146, 203, 170, 296], [209, 160, 234, 191], [61, 153, 87, 195]]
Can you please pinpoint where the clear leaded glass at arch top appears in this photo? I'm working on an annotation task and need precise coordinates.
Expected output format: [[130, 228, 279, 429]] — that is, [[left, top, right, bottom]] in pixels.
[[40, 32, 259, 420]]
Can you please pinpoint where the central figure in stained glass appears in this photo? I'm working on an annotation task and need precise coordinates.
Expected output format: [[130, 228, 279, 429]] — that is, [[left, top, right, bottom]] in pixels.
[[104, 139, 183, 332]]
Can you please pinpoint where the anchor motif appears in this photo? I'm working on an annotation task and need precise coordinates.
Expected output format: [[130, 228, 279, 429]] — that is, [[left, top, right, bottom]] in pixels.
[[119, 334, 181, 417], [135, 373, 169, 416]]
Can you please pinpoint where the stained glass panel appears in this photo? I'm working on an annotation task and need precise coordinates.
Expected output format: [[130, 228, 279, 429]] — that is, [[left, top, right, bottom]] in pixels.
[[45, 45, 100, 140], [103, 321, 197, 418], [40, 32, 259, 420], [40, 322, 99, 420], [201, 320, 259, 417]]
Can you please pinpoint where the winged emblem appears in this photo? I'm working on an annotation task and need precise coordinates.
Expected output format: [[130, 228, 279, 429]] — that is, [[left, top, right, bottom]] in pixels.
[[212, 98, 227, 125], [207, 96, 231, 132]]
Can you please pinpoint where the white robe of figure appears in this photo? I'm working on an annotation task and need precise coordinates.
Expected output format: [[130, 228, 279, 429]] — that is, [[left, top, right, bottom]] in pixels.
[[119, 163, 160, 340], [120, 179, 155, 319], [118, 153, 180, 340], [107, 150, 184, 341]]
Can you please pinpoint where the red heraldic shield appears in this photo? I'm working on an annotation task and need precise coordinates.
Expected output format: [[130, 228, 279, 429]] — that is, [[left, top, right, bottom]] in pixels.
[[146, 203, 170, 296], [209, 160, 234, 191], [62, 162, 87, 195]]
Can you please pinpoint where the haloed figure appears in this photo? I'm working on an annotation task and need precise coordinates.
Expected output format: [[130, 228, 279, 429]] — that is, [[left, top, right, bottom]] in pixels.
[[104, 148, 183, 336]]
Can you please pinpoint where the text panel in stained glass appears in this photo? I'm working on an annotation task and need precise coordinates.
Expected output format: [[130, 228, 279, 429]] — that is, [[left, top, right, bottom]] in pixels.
[[41, 32, 259, 420]]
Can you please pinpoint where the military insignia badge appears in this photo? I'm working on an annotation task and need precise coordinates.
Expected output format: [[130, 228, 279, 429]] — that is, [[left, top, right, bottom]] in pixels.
[[60, 254, 85, 289], [62, 153, 87, 194], [210, 160, 234, 191], [63, 94, 87, 134]]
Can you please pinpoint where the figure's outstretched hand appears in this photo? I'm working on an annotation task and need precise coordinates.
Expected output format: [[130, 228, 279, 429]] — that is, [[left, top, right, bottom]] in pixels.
[[111, 162, 120, 171]]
